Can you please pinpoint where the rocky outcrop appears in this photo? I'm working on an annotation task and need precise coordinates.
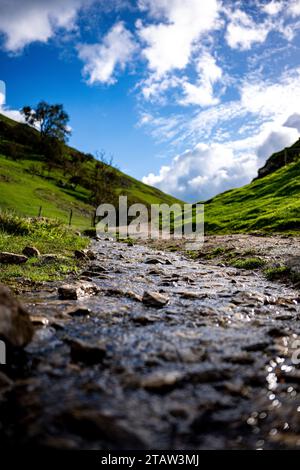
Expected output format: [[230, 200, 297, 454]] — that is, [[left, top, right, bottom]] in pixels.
[[254, 138, 300, 180]]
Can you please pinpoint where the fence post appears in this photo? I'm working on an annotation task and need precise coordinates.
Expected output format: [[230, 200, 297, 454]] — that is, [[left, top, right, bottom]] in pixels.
[[69, 209, 73, 226], [38, 206, 42, 217], [91, 210, 96, 227]]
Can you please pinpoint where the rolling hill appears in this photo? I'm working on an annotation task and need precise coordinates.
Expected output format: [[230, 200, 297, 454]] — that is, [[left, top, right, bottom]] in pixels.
[[201, 141, 300, 234], [0, 113, 182, 230]]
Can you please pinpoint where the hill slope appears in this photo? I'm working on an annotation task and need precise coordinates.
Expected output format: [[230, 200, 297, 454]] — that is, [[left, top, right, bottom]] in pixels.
[[0, 113, 182, 230], [202, 145, 300, 234]]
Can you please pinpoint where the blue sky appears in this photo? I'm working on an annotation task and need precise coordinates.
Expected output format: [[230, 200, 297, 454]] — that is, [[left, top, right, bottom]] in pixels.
[[0, 0, 300, 202]]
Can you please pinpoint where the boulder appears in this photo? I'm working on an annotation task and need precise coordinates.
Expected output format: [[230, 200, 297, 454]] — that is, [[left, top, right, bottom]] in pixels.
[[0, 252, 28, 264], [22, 246, 40, 258], [0, 284, 34, 347]]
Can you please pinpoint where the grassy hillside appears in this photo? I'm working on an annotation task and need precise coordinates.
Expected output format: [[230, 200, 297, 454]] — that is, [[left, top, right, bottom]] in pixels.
[[0, 113, 182, 230], [202, 156, 300, 234]]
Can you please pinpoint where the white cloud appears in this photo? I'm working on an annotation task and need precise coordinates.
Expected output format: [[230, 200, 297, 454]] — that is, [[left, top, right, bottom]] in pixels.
[[180, 52, 223, 106], [142, 66, 300, 201], [0, 0, 90, 52], [78, 22, 137, 84], [0, 80, 5, 106], [137, 0, 221, 77], [288, 0, 300, 17], [263, 1, 284, 16], [256, 127, 299, 160], [226, 9, 271, 50], [240, 67, 300, 119], [143, 142, 258, 201], [284, 113, 300, 132]]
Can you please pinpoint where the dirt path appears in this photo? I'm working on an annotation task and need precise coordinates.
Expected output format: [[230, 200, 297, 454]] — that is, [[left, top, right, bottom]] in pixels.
[[1, 238, 300, 449]]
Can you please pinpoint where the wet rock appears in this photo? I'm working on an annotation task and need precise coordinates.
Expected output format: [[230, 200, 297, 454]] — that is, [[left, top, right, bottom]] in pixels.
[[132, 314, 159, 325], [277, 369, 300, 384], [144, 257, 169, 265], [58, 282, 100, 300], [0, 371, 13, 392], [74, 250, 88, 260], [87, 265, 108, 273], [0, 284, 34, 347], [67, 307, 92, 317], [22, 246, 40, 258], [243, 341, 270, 352], [226, 353, 255, 365], [75, 249, 96, 261], [66, 338, 107, 364], [29, 315, 49, 327], [188, 365, 231, 384], [124, 291, 142, 302], [268, 327, 288, 338], [140, 371, 184, 392], [86, 250, 97, 260], [62, 408, 147, 449], [0, 252, 28, 264], [179, 291, 208, 300], [142, 291, 169, 308]]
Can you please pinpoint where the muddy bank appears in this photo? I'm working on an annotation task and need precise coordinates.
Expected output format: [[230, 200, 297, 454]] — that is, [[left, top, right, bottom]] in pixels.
[[0, 238, 300, 449]]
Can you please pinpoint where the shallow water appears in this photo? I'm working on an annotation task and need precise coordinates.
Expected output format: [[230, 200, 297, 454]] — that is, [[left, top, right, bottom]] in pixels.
[[1, 239, 300, 449]]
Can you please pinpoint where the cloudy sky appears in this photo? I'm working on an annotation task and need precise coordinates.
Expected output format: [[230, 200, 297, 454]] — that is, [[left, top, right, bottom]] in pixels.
[[0, 0, 300, 202]]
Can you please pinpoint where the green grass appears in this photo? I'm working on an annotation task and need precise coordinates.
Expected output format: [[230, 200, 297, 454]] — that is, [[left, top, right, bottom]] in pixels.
[[0, 212, 89, 284], [177, 151, 300, 235], [0, 112, 183, 231], [231, 257, 266, 270], [264, 265, 300, 284], [0, 155, 93, 230], [264, 265, 291, 281]]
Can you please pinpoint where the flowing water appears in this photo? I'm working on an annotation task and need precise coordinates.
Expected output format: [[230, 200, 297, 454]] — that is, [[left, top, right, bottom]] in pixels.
[[1, 239, 300, 449]]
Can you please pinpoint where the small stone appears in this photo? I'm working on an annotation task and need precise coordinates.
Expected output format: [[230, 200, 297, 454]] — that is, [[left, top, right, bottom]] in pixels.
[[142, 291, 169, 308], [226, 353, 254, 365], [132, 314, 158, 325], [58, 282, 100, 300], [66, 338, 107, 364], [86, 250, 96, 260], [179, 291, 207, 299], [0, 252, 28, 264], [22, 246, 40, 258], [87, 265, 108, 273], [243, 341, 270, 352], [144, 257, 166, 265], [74, 250, 87, 260], [29, 315, 49, 327], [268, 327, 288, 338], [124, 291, 142, 302], [141, 371, 184, 392], [188, 365, 231, 383], [67, 308, 92, 317]]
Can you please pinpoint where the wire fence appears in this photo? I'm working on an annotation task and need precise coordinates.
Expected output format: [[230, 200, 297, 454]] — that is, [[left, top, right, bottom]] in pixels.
[[1, 203, 96, 231]]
